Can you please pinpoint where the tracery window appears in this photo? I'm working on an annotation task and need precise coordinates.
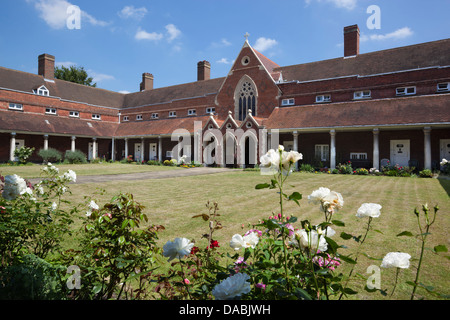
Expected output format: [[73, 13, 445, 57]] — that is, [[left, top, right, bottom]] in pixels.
[[235, 77, 257, 121]]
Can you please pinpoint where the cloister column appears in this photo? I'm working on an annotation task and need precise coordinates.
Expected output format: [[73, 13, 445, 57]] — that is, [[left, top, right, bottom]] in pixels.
[[158, 136, 162, 162], [372, 128, 380, 170], [124, 138, 128, 160], [424, 127, 432, 170], [71, 136, 76, 152], [43, 135, 49, 150], [293, 131, 299, 171], [330, 129, 336, 170], [111, 137, 115, 162], [92, 138, 98, 160], [141, 137, 145, 163], [9, 132, 16, 162]]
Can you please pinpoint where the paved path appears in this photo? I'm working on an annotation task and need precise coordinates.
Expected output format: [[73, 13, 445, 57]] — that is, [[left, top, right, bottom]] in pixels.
[[30, 167, 236, 185]]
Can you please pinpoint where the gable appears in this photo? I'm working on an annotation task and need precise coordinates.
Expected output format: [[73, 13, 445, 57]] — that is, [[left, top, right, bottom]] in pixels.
[[215, 40, 281, 120]]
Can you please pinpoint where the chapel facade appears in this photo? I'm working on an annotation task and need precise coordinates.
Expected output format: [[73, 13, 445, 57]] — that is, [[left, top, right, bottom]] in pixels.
[[1, 24, 449, 170]]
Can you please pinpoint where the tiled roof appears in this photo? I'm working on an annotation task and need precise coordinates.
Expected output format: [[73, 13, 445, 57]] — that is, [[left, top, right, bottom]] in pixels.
[[275, 39, 450, 83], [0, 67, 125, 109], [264, 94, 450, 130], [0, 109, 118, 137], [114, 116, 211, 137], [122, 78, 225, 109]]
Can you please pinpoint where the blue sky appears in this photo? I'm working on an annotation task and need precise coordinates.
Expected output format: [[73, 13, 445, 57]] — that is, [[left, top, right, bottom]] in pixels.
[[1, 0, 449, 93]]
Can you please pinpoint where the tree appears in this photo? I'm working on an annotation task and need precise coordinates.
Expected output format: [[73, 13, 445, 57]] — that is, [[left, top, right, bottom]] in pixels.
[[54, 65, 97, 87]]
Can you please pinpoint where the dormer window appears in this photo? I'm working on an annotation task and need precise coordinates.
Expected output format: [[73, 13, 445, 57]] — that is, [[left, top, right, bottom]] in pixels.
[[69, 111, 80, 118], [437, 82, 450, 92], [169, 111, 177, 118], [9, 103, 23, 111], [92, 114, 101, 120], [123, 116, 129, 121], [353, 90, 371, 99], [206, 107, 215, 114], [34, 85, 49, 96], [151, 113, 159, 119], [45, 107, 57, 115], [396, 86, 416, 96], [281, 98, 295, 106], [136, 114, 143, 120], [316, 94, 331, 103], [188, 109, 196, 116]]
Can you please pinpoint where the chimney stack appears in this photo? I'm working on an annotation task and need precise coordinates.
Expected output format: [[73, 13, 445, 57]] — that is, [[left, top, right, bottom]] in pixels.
[[140, 73, 154, 91], [343, 25, 360, 57], [197, 60, 211, 81], [38, 53, 55, 80]]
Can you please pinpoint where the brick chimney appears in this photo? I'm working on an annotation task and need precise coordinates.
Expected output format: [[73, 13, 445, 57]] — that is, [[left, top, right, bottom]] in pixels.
[[197, 60, 211, 81], [343, 25, 360, 57], [140, 73, 154, 91], [38, 53, 55, 80]]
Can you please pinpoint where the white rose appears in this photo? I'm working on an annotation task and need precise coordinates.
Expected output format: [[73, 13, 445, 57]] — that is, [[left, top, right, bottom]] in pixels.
[[212, 273, 251, 300], [308, 187, 331, 204], [163, 237, 194, 262], [230, 232, 259, 250], [381, 252, 411, 269], [1, 174, 28, 200], [291, 229, 328, 252], [356, 203, 382, 218]]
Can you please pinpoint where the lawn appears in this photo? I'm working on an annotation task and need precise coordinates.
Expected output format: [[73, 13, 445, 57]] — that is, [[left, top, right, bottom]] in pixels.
[[0, 162, 181, 179], [56, 166, 449, 300]]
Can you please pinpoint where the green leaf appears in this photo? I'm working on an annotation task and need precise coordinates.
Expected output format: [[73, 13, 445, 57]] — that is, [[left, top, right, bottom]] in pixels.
[[338, 254, 357, 264], [397, 231, 414, 237], [118, 235, 125, 245], [255, 183, 270, 189], [287, 192, 302, 205], [332, 220, 345, 227], [340, 232, 353, 240], [434, 245, 448, 253]]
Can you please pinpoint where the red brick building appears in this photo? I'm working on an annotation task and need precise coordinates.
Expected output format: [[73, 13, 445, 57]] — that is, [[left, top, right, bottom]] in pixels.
[[1, 24, 449, 170]]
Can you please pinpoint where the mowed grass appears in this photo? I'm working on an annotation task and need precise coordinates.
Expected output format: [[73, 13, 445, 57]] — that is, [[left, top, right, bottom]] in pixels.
[[0, 162, 181, 179], [58, 167, 450, 300]]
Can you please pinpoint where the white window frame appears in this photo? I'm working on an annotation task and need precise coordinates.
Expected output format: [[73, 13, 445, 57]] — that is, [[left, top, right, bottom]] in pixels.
[[315, 94, 331, 103], [34, 85, 50, 96], [281, 98, 295, 106], [9, 103, 23, 111], [350, 152, 368, 160], [206, 107, 216, 114], [151, 113, 159, 119], [188, 109, 196, 116], [92, 114, 101, 120], [437, 82, 450, 92], [315, 144, 330, 162], [69, 111, 80, 118], [45, 107, 57, 115], [166, 151, 173, 158], [353, 90, 371, 99], [136, 114, 143, 121], [169, 111, 176, 118], [123, 115, 129, 121], [396, 86, 416, 96]]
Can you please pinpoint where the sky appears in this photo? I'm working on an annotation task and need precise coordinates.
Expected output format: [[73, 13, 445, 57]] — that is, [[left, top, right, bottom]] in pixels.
[[0, 0, 449, 94]]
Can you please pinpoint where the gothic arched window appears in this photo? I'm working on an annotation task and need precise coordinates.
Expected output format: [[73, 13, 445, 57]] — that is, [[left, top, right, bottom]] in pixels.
[[235, 77, 257, 121]]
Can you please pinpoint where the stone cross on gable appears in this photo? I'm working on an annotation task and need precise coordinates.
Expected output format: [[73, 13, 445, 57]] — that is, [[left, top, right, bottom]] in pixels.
[[244, 32, 250, 41]]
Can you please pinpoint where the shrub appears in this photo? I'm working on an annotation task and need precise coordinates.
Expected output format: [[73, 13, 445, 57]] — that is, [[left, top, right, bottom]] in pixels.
[[147, 160, 162, 166], [64, 150, 87, 164], [300, 163, 315, 173], [38, 148, 62, 163], [337, 161, 353, 174], [13, 146, 35, 164], [355, 168, 369, 175], [419, 169, 432, 178]]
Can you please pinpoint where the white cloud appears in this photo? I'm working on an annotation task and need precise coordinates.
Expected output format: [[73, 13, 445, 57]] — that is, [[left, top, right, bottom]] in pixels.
[[217, 58, 231, 64], [55, 61, 77, 67], [165, 24, 181, 42], [28, 0, 108, 29], [361, 27, 414, 42], [305, 0, 357, 10], [135, 27, 163, 41], [118, 6, 148, 20], [253, 37, 278, 52], [88, 70, 115, 83]]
